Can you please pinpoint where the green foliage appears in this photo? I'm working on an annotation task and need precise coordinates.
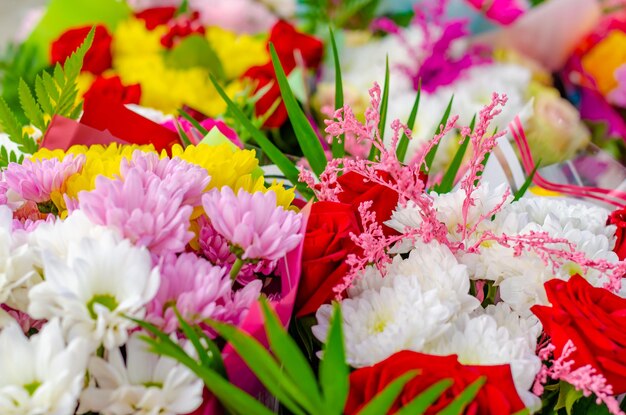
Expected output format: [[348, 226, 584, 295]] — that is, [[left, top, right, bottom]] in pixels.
[[435, 115, 476, 194], [396, 82, 421, 162], [299, 0, 382, 31], [163, 35, 225, 80], [513, 160, 540, 202], [329, 27, 345, 159], [368, 56, 389, 161], [423, 95, 454, 173], [0, 27, 95, 167], [269, 43, 327, 178]]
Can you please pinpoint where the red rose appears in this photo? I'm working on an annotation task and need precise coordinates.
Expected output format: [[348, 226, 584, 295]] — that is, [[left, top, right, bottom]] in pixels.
[[243, 21, 323, 128], [337, 171, 400, 237], [134, 6, 177, 30], [50, 25, 112, 75], [83, 75, 141, 106], [608, 208, 626, 260], [532, 275, 626, 394], [346, 351, 525, 415], [295, 201, 361, 316]]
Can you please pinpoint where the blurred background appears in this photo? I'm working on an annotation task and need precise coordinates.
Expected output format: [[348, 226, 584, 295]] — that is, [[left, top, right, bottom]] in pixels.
[[0, 0, 46, 43]]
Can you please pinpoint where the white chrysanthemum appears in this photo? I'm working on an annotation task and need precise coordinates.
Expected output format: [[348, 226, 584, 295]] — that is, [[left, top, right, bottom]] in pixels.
[[0, 205, 39, 312], [0, 319, 90, 415], [79, 333, 203, 415], [314, 241, 475, 367], [425, 311, 541, 411], [28, 231, 160, 350]]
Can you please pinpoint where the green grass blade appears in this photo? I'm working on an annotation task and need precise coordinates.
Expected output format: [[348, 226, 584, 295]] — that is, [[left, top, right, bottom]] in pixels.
[[319, 303, 349, 415], [209, 74, 311, 197], [368, 55, 389, 161], [436, 377, 485, 415], [173, 308, 214, 369], [269, 43, 327, 177], [396, 81, 421, 162], [513, 160, 540, 202], [329, 27, 345, 159], [423, 95, 454, 172], [259, 300, 323, 411], [178, 109, 209, 136], [436, 114, 476, 193], [396, 379, 453, 415], [357, 371, 418, 415]]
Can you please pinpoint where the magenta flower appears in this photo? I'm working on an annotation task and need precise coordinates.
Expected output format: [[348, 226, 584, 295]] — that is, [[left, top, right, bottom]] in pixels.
[[78, 167, 195, 256], [4, 154, 84, 203], [146, 253, 262, 335], [121, 150, 210, 207], [465, 0, 527, 25], [197, 215, 236, 265], [608, 64, 626, 108], [202, 187, 303, 261]]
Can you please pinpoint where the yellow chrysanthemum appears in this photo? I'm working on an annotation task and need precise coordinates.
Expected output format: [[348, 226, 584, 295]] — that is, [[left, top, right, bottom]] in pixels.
[[113, 18, 167, 57], [206, 27, 268, 79], [582, 30, 626, 95], [169, 143, 294, 208]]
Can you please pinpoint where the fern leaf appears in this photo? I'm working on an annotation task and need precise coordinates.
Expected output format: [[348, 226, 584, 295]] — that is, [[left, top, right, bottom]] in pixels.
[[18, 132, 38, 155], [35, 76, 54, 115], [41, 72, 60, 102], [0, 96, 24, 142], [18, 79, 45, 132], [63, 27, 95, 81], [0, 146, 9, 168], [53, 64, 65, 90]]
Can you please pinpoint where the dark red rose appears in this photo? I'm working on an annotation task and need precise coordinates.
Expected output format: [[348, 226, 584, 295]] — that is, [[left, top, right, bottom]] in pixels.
[[134, 6, 177, 30], [532, 275, 626, 394], [337, 171, 400, 237], [608, 208, 626, 260], [295, 201, 360, 316], [83, 75, 141, 106], [346, 351, 525, 415], [50, 25, 112, 75], [243, 21, 323, 128]]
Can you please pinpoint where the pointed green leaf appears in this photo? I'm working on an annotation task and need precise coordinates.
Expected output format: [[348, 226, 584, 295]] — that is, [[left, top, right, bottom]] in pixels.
[[319, 303, 349, 414], [35, 76, 54, 115], [357, 371, 419, 415], [173, 308, 214, 369], [396, 81, 421, 162], [18, 79, 45, 132], [368, 55, 389, 161], [423, 95, 454, 172], [269, 43, 327, 177], [436, 114, 476, 193], [329, 27, 345, 159], [513, 160, 540, 202], [396, 379, 453, 415], [436, 377, 485, 415], [41, 72, 60, 102], [178, 109, 209, 136], [259, 300, 324, 411], [209, 74, 312, 198], [0, 96, 25, 143]]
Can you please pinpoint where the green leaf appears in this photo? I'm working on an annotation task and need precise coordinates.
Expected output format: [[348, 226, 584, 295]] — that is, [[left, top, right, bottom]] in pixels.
[[209, 75, 312, 198], [41, 72, 60, 102], [396, 379, 453, 415], [423, 95, 454, 172], [178, 110, 209, 136], [163, 35, 225, 80], [436, 114, 476, 193], [329, 27, 345, 159], [357, 371, 419, 415], [319, 303, 349, 414], [368, 56, 389, 161], [35, 77, 54, 115], [513, 160, 540, 202], [173, 308, 214, 370], [396, 82, 421, 162], [259, 299, 324, 412], [555, 381, 583, 415], [0, 97, 25, 144], [209, 319, 313, 415], [436, 377, 485, 415], [18, 79, 45, 132], [269, 43, 327, 177]]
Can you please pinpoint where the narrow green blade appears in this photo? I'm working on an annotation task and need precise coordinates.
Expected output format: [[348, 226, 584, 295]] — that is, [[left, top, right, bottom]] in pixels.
[[396, 80, 421, 162], [329, 27, 345, 159], [368, 55, 389, 161]]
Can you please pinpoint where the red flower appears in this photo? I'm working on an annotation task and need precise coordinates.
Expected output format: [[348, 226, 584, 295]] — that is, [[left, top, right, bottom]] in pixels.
[[337, 171, 400, 237], [134, 6, 177, 30], [346, 351, 525, 415], [608, 207, 626, 260], [83, 75, 141, 106], [295, 201, 361, 316], [243, 21, 323, 129], [532, 275, 626, 394], [50, 25, 112, 75]]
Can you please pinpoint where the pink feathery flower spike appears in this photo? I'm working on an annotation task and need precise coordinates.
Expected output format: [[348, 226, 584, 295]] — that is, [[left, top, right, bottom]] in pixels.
[[4, 154, 84, 203], [202, 187, 303, 261]]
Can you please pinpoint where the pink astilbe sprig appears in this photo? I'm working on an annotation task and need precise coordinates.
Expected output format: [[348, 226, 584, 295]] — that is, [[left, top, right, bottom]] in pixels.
[[459, 93, 508, 240], [533, 341, 624, 415], [469, 230, 626, 293]]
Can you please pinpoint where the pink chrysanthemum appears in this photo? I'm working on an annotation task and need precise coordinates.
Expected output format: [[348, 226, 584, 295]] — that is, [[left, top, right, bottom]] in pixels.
[[202, 187, 303, 261], [197, 215, 235, 265], [147, 253, 262, 335], [78, 167, 195, 256], [121, 150, 210, 207], [4, 154, 84, 203]]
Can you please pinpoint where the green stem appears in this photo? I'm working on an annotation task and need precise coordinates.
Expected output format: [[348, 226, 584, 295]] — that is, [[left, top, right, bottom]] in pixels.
[[230, 258, 244, 282]]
